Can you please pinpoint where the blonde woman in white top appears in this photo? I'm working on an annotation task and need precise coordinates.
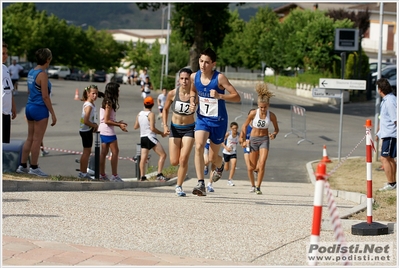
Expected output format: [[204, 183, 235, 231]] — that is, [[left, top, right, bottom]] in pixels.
[[240, 83, 279, 195]]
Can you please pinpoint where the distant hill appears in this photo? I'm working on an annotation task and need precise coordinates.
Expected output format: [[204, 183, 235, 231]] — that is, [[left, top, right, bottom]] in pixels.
[[2, 2, 286, 30]]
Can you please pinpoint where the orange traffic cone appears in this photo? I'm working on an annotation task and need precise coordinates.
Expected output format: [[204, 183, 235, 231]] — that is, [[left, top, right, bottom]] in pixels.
[[74, 89, 79, 100], [320, 145, 332, 163]]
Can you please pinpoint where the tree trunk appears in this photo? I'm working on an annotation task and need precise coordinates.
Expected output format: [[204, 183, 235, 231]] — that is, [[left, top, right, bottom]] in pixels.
[[189, 23, 204, 72]]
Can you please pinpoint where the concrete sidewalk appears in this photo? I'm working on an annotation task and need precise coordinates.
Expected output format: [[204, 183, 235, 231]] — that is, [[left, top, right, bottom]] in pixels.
[[2, 177, 397, 266]]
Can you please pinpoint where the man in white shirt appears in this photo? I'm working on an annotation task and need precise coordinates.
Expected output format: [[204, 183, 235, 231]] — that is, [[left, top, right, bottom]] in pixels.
[[139, 68, 149, 86], [8, 59, 23, 95], [157, 88, 167, 120], [2, 43, 17, 143]]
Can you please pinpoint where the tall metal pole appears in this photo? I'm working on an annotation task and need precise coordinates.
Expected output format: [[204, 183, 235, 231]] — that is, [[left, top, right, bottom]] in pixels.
[[160, 7, 167, 91], [338, 52, 346, 161], [94, 131, 100, 179], [165, 3, 171, 76], [374, 2, 384, 161]]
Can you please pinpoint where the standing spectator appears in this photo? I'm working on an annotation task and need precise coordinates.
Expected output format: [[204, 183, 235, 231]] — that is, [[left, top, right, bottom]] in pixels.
[[189, 47, 241, 196], [162, 68, 195, 196], [25, 77, 50, 157], [16, 48, 56, 177], [2, 42, 17, 143], [40, 141, 49, 156], [141, 76, 153, 99], [134, 96, 167, 182], [8, 59, 23, 95], [98, 82, 128, 182], [157, 88, 167, 121], [240, 83, 279, 194], [128, 66, 138, 85], [139, 68, 149, 86], [376, 78, 397, 191], [78, 85, 104, 179]]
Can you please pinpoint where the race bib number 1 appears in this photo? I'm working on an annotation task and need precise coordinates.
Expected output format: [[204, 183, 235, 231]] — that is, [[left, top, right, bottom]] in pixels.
[[199, 96, 218, 117]]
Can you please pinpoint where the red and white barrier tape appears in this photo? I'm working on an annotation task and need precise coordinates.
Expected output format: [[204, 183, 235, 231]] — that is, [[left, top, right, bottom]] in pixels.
[[326, 133, 366, 177], [292, 105, 305, 116], [310, 132, 368, 266], [237, 90, 254, 100], [324, 181, 351, 266]]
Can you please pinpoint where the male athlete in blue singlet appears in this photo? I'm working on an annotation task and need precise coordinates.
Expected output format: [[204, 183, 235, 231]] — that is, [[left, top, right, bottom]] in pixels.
[[189, 48, 241, 196]]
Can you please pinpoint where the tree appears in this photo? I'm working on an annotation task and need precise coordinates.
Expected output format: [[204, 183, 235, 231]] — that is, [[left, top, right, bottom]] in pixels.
[[85, 27, 126, 71], [137, 3, 232, 72], [258, 22, 286, 77], [326, 8, 370, 79], [3, 3, 125, 71], [217, 10, 245, 72], [240, 6, 278, 71], [2, 3, 43, 59], [326, 8, 370, 35], [124, 39, 151, 71]]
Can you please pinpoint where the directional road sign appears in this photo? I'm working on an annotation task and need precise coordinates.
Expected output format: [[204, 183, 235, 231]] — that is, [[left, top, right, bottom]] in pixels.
[[312, 88, 342, 98], [319, 78, 366, 90]]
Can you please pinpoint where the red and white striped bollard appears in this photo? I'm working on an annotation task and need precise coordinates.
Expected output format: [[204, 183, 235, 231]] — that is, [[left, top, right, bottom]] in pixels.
[[365, 119, 373, 224], [309, 162, 327, 266]]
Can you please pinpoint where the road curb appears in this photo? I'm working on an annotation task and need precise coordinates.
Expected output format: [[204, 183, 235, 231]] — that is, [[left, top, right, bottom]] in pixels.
[[306, 158, 396, 233], [2, 176, 182, 192], [307, 157, 367, 207]]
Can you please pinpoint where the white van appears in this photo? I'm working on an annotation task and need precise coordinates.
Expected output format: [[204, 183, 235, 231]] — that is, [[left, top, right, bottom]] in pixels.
[[48, 65, 71, 79]]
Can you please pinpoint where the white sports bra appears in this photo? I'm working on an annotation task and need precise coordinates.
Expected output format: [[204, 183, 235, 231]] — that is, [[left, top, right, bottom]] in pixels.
[[252, 109, 270, 129]]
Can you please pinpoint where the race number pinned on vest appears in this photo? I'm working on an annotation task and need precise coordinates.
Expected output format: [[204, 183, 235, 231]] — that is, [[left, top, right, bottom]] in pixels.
[[199, 96, 218, 117], [174, 100, 191, 115]]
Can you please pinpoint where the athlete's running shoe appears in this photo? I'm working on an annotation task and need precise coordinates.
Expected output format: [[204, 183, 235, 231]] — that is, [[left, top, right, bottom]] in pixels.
[[192, 182, 207, 196]]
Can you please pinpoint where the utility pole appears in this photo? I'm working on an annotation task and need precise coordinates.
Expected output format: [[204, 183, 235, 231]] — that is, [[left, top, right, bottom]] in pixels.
[[374, 2, 383, 161], [165, 3, 171, 76]]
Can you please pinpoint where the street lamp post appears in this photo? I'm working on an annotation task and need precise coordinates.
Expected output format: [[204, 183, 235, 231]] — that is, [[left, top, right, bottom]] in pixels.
[[165, 3, 171, 77], [160, 6, 168, 91]]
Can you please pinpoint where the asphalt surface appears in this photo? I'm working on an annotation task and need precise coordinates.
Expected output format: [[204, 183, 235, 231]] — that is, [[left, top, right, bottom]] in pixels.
[[3, 78, 397, 267], [8, 78, 377, 183]]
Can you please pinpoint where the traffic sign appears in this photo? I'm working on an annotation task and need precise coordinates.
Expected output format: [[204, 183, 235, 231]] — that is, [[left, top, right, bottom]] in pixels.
[[319, 78, 366, 90], [312, 88, 342, 98]]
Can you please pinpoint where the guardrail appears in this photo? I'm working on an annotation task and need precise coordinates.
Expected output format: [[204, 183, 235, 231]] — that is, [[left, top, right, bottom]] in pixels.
[[224, 72, 264, 81]]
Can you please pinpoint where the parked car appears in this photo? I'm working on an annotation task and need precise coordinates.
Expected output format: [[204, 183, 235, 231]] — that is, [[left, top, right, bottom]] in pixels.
[[18, 62, 36, 77], [371, 65, 397, 94], [110, 73, 126, 84], [66, 68, 90, 81], [47, 65, 71, 79], [92, 70, 106, 82], [369, 62, 393, 73], [264, 67, 275, 76]]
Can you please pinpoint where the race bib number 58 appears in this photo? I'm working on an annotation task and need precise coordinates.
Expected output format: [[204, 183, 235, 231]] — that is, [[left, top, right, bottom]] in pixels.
[[199, 96, 218, 117]]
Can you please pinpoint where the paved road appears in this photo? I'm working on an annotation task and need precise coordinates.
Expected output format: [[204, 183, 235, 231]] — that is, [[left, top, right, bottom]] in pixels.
[[3, 179, 396, 266], [9, 79, 376, 183], [5, 80, 396, 267]]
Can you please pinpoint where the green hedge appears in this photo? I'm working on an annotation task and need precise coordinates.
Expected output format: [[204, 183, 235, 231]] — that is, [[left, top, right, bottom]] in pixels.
[[264, 71, 335, 89]]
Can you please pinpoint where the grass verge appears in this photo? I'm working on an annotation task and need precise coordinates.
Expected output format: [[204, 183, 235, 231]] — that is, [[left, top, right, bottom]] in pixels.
[[312, 157, 396, 222]]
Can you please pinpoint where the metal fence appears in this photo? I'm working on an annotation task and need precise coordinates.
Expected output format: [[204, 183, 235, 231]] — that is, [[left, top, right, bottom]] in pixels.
[[284, 105, 313, 145], [225, 72, 263, 81]]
